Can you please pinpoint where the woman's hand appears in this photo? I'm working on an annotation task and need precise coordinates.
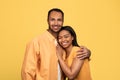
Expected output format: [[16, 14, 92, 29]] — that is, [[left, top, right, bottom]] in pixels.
[[56, 44, 64, 59]]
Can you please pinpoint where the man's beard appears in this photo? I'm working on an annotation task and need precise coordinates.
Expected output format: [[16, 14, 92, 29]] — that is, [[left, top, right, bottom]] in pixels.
[[49, 26, 60, 33]]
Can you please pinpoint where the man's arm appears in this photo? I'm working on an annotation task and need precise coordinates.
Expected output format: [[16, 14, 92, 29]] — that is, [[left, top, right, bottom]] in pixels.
[[76, 46, 91, 60], [21, 41, 37, 80]]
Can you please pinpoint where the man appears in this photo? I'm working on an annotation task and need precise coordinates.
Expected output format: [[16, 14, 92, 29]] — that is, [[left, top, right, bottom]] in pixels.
[[21, 8, 91, 80]]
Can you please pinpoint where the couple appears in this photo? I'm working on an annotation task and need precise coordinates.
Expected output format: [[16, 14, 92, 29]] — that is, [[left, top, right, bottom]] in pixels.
[[21, 8, 92, 80]]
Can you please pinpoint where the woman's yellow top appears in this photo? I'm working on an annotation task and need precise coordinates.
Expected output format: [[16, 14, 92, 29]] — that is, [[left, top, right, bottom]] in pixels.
[[65, 46, 92, 80]]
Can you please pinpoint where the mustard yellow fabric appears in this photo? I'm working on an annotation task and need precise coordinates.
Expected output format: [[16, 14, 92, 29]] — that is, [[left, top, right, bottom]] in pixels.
[[21, 31, 59, 80], [65, 46, 92, 80]]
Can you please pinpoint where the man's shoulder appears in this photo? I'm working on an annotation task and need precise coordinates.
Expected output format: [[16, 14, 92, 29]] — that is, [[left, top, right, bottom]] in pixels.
[[28, 31, 49, 43]]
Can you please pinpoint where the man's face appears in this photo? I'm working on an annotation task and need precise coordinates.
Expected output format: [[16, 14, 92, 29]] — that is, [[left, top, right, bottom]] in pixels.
[[48, 11, 63, 33]]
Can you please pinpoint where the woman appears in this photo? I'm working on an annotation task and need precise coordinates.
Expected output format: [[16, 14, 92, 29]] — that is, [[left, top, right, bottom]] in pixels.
[[56, 26, 92, 80]]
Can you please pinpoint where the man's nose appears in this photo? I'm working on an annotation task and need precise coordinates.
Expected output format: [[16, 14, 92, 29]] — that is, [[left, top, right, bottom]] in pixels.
[[54, 20, 58, 25]]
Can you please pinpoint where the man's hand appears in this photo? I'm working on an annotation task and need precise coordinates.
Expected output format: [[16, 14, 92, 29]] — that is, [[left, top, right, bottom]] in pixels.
[[76, 46, 91, 60]]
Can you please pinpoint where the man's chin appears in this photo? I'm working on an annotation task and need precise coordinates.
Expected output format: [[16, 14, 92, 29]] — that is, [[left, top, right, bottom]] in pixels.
[[53, 30, 60, 33]]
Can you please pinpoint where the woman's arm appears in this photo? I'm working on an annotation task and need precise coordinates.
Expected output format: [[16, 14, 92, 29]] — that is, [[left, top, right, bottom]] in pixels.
[[57, 51, 84, 80]]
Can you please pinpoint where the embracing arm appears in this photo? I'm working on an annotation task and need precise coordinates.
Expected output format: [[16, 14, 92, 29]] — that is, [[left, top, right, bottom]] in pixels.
[[58, 56, 84, 79], [21, 41, 38, 80], [76, 46, 91, 60]]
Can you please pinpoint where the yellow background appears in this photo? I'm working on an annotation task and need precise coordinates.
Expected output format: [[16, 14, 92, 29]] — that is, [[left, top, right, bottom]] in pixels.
[[0, 0, 120, 80]]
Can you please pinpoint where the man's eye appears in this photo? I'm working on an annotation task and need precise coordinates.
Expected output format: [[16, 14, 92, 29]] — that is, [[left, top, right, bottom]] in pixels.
[[58, 19, 62, 21], [50, 18, 55, 21]]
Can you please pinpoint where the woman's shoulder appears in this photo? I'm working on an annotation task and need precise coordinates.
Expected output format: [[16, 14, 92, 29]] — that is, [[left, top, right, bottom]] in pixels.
[[73, 46, 80, 51], [71, 46, 80, 57]]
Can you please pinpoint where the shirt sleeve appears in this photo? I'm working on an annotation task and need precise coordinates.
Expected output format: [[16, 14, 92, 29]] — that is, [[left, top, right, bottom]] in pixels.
[[21, 41, 38, 80]]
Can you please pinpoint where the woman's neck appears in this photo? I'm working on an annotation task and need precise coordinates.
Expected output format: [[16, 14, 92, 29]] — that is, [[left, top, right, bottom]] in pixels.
[[65, 45, 73, 58]]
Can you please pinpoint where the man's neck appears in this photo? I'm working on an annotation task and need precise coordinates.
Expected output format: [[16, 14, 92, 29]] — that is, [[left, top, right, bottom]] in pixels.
[[47, 29, 58, 39]]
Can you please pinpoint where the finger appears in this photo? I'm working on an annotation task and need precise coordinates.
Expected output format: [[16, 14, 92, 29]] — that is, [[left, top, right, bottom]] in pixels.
[[80, 46, 84, 49], [77, 55, 86, 60], [77, 52, 89, 58], [77, 55, 88, 60], [80, 45, 87, 48], [76, 49, 84, 53], [76, 50, 87, 55], [77, 52, 86, 57], [76, 52, 84, 56]]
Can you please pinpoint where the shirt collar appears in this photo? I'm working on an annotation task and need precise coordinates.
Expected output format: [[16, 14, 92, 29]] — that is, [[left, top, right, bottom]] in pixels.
[[46, 30, 56, 41]]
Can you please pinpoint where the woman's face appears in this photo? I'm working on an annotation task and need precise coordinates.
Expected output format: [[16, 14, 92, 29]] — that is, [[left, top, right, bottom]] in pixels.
[[58, 30, 73, 48]]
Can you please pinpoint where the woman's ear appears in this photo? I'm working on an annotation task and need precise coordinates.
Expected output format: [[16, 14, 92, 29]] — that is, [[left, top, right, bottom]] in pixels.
[[72, 36, 74, 41]]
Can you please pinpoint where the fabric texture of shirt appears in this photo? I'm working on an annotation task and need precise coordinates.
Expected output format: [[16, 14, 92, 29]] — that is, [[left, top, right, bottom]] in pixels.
[[65, 46, 92, 80], [21, 31, 61, 80]]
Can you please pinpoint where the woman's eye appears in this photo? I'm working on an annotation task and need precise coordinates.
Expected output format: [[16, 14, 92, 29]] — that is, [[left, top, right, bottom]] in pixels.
[[64, 35, 69, 38], [58, 37, 62, 39]]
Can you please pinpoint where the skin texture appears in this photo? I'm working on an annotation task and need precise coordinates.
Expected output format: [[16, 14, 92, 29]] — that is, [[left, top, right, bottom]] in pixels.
[[47, 11, 63, 38], [56, 29, 84, 79]]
